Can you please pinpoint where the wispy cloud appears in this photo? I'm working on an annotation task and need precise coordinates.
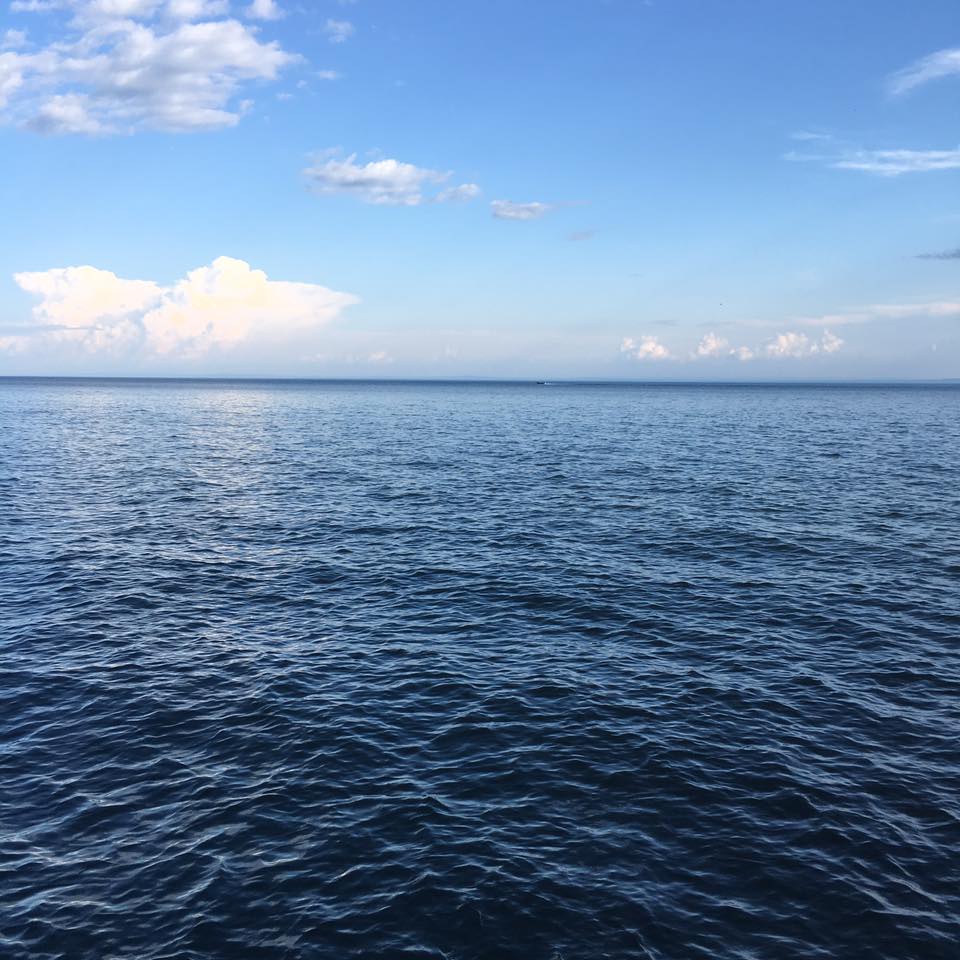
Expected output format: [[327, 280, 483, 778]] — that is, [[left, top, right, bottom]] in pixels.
[[787, 141, 960, 177], [888, 47, 960, 96], [436, 182, 482, 203], [304, 151, 480, 206], [8, 257, 358, 357], [0, 2, 296, 133], [831, 148, 960, 176], [916, 248, 960, 260], [795, 300, 960, 326], [491, 200, 552, 221], [1, 29, 28, 50], [789, 130, 832, 142], [324, 19, 354, 43]]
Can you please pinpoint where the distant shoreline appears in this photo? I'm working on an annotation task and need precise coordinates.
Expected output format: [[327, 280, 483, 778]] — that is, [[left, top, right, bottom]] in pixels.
[[1, 375, 958, 387]]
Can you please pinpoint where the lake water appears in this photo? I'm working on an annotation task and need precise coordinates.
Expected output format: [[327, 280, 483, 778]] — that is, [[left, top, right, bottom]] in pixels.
[[2, 378, 958, 959]]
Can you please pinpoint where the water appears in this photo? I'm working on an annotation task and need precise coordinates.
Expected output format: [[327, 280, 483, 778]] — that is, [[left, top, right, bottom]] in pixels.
[[2, 378, 958, 960]]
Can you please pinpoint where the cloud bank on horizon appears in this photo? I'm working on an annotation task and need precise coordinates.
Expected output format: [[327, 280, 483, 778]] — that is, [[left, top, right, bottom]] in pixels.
[[3, 257, 357, 360]]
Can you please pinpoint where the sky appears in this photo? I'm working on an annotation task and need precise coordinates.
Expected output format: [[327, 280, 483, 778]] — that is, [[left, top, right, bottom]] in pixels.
[[0, 0, 959, 380]]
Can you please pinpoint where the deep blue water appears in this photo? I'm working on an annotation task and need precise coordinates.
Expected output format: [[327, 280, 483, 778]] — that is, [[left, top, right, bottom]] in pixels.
[[1, 378, 959, 960]]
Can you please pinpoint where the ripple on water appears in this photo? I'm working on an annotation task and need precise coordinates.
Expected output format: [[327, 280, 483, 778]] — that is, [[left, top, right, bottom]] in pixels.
[[1, 379, 959, 960]]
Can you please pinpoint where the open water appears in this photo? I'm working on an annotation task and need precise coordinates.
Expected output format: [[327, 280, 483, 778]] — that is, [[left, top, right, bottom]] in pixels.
[[1, 378, 958, 959]]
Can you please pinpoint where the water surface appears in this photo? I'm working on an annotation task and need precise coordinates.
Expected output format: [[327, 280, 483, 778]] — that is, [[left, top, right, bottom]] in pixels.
[[2, 379, 958, 959]]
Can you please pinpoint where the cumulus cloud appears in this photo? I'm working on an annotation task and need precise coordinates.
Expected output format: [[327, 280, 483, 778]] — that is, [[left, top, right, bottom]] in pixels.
[[10, 256, 358, 357], [324, 19, 354, 43], [618, 330, 843, 364], [888, 47, 960, 96], [491, 200, 552, 221], [620, 335, 670, 361], [693, 332, 758, 361], [304, 151, 481, 206], [0, 2, 296, 133], [694, 332, 729, 357], [763, 330, 843, 358]]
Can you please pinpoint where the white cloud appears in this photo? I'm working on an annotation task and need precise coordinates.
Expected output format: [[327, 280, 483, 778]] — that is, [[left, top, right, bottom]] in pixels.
[[324, 19, 354, 43], [304, 151, 480, 206], [491, 200, 552, 221], [620, 335, 670, 361], [790, 130, 831, 142], [29, 92, 106, 134], [0, 3, 297, 133], [316, 69, 341, 81], [2, 30, 28, 50], [694, 332, 729, 357], [11, 256, 358, 357], [436, 182, 481, 203], [245, 0, 283, 20], [166, 0, 230, 19], [693, 332, 759, 361], [831, 148, 960, 176], [889, 47, 960, 96], [763, 330, 843, 358], [617, 330, 843, 364], [0, 54, 27, 109], [796, 300, 960, 327]]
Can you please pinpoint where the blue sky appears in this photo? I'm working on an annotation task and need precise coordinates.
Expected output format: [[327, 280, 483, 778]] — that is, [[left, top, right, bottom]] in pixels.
[[1, 0, 958, 378]]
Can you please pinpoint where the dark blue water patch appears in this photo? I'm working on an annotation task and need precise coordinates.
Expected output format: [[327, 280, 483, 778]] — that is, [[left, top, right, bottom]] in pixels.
[[1, 379, 959, 960]]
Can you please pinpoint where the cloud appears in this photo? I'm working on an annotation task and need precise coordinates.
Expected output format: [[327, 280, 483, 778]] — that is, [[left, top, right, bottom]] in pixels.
[[324, 19, 354, 43], [304, 151, 481, 206], [916, 248, 960, 260], [763, 330, 843, 358], [617, 330, 843, 364], [567, 230, 595, 242], [691, 332, 759, 361], [166, 0, 230, 18], [789, 130, 832, 142], [435, 182, 481, 203], [10, 256, 358, 357], [831, 148, 960, 176], [694, 332, 729, 357], [491, 200, 552, 221], [888, 47, 960, 96], [620, 335, 670, 360], [2, 30, 28, 50], [0, 3, 296, 133], [796, 300, 960, 326], [316, 69, 341, 81], [245, 0, 283, 19]]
